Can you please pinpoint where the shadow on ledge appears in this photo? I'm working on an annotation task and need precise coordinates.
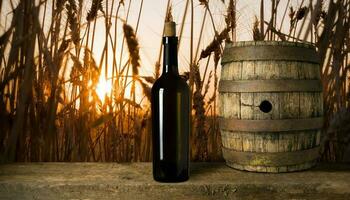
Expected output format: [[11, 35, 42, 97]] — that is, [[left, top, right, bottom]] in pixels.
[[190, 162, 229, 178], [311, 162, 350, 172]]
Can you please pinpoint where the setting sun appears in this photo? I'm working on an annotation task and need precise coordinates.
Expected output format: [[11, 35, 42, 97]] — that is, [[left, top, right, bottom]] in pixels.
[[96, 76, 113, 102]]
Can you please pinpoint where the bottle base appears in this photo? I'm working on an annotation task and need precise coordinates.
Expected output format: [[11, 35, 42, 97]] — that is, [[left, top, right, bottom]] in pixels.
[[152, 161, 189, 182], [153, 175, 189, 183]]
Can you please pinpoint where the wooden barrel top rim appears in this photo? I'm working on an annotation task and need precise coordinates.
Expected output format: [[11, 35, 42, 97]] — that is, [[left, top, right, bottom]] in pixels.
[[219, 80, 323, 92], [225, 41, 315, 48], [219, 117, 324, 132], [221, 45, 320, 64], [222, 146, 320, 166]]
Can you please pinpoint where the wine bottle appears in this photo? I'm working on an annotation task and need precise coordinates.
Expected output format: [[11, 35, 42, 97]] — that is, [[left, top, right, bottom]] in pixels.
[[151, 21, 190, 182]]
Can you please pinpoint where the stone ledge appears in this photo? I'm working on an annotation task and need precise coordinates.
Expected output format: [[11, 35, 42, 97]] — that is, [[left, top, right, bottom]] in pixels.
[[0, 163, 350, 199]]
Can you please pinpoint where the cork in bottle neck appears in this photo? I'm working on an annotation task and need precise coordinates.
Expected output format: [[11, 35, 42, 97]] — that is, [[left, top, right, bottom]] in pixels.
[[164, 22, 176, 37]]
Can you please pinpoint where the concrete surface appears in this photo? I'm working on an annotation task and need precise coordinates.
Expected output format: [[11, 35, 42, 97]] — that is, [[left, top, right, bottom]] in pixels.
[[0, 162, 350, 199]]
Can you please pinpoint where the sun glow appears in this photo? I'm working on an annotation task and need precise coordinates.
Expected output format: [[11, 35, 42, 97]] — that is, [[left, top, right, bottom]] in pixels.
[[96, 76, 113, 102]]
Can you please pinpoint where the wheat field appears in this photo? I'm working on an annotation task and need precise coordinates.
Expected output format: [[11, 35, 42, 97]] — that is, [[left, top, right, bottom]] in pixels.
[[0, 0, 349, 162]]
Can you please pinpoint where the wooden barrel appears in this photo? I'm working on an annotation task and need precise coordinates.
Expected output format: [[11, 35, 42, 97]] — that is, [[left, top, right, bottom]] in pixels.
[[218, 41, 323, 173]]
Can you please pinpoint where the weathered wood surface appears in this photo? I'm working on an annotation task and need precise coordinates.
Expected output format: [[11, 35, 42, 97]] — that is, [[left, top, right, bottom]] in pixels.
[[219, 41, 323, 172], [0, 163, 350, 200]]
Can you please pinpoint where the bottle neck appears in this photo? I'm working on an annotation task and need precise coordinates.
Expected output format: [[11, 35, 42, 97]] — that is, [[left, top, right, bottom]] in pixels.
[[162, 36, 179, 75]]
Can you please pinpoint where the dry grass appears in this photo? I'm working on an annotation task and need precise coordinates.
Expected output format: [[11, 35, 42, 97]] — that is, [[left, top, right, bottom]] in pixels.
[[0, 0, 227, 162], [0, 0, 348, 162]]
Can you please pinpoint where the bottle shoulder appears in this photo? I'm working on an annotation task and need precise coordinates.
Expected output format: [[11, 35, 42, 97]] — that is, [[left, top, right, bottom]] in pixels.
[[152, 74, 189, 92]]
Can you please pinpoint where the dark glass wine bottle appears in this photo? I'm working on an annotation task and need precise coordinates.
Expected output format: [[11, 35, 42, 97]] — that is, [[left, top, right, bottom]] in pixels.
[[151, 21, 190, 182]]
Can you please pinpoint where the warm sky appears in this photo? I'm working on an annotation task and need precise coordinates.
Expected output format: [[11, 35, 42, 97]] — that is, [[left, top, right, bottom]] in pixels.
[[87, 0, 303, 81]]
